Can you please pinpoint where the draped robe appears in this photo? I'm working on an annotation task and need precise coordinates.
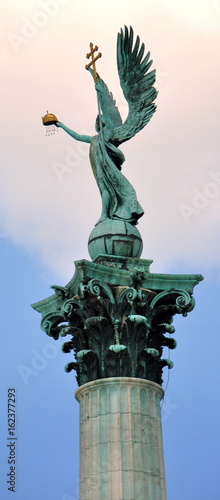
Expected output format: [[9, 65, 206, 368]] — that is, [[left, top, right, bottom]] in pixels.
[[89, 134, 144, 224]]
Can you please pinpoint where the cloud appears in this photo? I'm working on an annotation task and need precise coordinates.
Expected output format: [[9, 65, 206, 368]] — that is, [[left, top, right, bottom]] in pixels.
[[1, 2, 220, 279]]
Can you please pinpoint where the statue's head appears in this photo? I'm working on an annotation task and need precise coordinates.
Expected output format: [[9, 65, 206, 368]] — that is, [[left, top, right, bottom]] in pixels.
[[95, 115, 105, 132]]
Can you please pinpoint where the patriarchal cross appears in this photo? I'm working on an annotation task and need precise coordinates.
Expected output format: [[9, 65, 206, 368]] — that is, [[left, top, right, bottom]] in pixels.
[[85, 43, 102, 82]]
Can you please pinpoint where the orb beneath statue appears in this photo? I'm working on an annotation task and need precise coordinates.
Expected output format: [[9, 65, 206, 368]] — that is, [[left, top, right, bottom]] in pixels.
[[88, 220, 143, 260]]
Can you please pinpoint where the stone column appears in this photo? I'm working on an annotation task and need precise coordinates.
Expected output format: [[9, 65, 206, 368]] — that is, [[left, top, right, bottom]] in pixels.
[[32, 256, 202, 499], [75, 377, 166, 500]]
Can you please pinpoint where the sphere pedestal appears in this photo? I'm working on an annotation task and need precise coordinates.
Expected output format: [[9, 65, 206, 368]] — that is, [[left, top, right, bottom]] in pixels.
[[75, 377, 166, 500], [88, 220, 143, 260]]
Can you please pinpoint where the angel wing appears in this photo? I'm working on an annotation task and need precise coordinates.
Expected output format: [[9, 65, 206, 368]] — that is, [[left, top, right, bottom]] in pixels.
[[111, 26, 158, 146]]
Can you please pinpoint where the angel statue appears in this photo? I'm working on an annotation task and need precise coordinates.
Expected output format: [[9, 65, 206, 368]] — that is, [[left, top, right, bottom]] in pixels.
[[55, 26, 157, 226]]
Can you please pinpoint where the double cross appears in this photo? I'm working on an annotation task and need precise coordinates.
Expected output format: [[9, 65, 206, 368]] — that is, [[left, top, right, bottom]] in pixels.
[[85, 43, 102, 82]]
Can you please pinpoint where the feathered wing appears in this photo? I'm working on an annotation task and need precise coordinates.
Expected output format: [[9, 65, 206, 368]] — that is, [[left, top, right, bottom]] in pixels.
[[112, 26, 158, 145]]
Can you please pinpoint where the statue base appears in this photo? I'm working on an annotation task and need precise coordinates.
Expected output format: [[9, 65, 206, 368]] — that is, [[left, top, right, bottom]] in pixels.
[[88, 220, 143, 260]]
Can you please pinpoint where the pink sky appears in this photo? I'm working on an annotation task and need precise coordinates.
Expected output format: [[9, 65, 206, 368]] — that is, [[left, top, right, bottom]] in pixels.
[[1, 3, 220, 500], [1, 0, 220, 278]]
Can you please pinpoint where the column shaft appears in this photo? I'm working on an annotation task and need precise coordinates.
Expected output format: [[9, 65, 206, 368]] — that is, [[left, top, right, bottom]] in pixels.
[[75, 377, 166, 500]]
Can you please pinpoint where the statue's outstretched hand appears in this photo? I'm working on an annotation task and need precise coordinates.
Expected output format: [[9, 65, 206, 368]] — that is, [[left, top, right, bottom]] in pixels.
[[55, 121, 62, 128]]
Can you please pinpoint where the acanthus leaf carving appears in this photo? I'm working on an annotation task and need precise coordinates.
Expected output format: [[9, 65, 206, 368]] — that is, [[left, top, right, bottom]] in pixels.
[[36, 274, 200, 386]]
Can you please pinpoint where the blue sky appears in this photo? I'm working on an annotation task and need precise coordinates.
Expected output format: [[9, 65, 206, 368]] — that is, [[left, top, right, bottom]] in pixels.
[[1, 1, 220, 499]]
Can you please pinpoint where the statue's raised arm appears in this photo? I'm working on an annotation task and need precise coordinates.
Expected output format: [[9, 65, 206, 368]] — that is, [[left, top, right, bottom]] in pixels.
[[88, 26, 157, 146], [86, 26, 157, 225]]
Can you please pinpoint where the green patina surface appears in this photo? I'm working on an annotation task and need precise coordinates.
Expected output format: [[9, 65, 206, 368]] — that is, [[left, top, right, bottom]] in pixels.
[[35, 27, 203, 388], [56, 26, 157, 230], [88, 220, 143, 260], [32, 256, 203, 387]]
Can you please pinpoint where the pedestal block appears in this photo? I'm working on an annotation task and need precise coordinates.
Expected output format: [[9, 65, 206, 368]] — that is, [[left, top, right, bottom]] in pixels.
[[75, 377, 166, 500]]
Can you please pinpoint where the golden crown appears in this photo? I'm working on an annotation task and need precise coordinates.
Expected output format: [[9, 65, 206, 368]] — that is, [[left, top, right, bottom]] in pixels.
[[42, 111, 58, 126]]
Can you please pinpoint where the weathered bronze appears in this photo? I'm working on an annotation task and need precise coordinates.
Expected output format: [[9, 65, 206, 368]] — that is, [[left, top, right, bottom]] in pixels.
[[35, 27, 203, 389], [55, 26, 157, 228], [32, 256, 203, 387]]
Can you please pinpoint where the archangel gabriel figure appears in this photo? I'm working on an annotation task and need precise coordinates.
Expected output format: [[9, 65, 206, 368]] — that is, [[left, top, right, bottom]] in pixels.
[[56, 26, 157, 226]]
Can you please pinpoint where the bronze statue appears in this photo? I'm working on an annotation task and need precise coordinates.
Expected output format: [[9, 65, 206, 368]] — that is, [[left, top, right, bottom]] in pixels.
[[55, 26, 157, 226]]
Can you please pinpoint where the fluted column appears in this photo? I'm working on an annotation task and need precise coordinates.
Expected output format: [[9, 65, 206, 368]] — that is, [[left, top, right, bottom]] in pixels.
[[75, 377, 166, 500]]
